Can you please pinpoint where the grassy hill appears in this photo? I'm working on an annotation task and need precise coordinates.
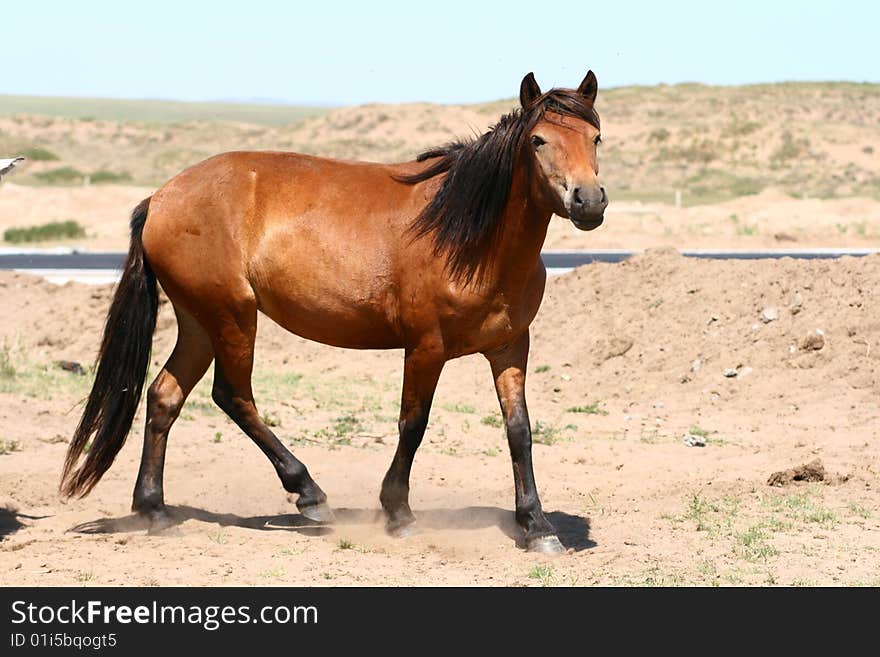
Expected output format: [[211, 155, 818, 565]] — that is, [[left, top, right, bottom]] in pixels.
[[1, 83, 878, 203], [0, 95, 328, 125]]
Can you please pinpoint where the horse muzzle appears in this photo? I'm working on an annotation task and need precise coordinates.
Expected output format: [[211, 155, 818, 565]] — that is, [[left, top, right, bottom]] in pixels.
[[566, 184, 607, 230], [571, 214, 604, 231]]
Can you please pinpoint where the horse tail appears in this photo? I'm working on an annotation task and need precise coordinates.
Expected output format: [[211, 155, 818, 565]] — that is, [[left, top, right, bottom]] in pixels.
[[60, 197, 158, 497]]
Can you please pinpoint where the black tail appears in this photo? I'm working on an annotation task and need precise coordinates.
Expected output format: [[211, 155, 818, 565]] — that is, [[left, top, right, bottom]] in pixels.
[[61, 197, 157, 497]]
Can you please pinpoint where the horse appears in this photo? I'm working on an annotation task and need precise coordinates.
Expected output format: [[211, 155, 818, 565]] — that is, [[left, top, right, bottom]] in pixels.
[[61, 70, 606, 553]]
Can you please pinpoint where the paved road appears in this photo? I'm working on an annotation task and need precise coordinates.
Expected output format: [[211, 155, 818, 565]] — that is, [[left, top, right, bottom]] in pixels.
[[542, 248, 879, 267], [2, 248, 878, 273]]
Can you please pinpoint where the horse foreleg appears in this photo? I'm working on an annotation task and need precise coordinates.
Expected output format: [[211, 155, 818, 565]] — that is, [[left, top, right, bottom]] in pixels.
[[485, 331, 565, 554], [380, 348, 444, 536], [133, 308, 213, 531]]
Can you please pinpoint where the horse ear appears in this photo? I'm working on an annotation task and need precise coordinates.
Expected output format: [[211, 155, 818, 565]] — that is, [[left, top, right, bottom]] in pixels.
[[577, 70, 598, 104], [520, 72, 542, 108]]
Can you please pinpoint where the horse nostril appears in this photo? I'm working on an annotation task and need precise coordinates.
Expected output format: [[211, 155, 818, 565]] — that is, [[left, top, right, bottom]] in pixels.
[[600, 186, 607, 205], [572, 187, 584, 206]]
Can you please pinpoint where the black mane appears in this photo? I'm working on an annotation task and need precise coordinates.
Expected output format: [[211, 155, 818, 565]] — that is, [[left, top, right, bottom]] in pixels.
[[395, 88, 599, 281]]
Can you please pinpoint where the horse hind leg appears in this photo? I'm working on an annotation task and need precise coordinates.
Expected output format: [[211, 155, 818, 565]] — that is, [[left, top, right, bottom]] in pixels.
[[207, 298, 333, 523], [132, 307, 213, 530]]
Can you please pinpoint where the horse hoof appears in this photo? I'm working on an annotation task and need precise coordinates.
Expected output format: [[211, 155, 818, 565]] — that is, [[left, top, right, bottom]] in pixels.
[[526, 535, 566, 554], [142, 510, 179, 535], [298, 502, 335, 524], [388, 522, 419, 539]]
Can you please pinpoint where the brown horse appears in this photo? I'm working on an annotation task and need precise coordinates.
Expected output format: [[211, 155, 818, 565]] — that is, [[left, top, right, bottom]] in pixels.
[[61, 71, 606, 553]]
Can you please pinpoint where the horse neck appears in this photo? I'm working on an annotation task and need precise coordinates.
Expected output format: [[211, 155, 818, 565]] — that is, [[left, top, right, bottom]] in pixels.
[[486, 164, 552, 286]]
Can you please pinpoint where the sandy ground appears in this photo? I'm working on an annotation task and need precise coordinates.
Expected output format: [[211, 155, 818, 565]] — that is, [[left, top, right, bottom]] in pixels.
[[1, 183, 879, 252], [1, 249, 878, 586]]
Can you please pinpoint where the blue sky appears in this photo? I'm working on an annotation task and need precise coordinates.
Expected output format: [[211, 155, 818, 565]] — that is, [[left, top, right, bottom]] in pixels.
[[4, 1, 878, 105]]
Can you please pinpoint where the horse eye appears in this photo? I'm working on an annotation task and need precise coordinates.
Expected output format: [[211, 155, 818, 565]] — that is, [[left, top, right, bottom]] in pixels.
[[594, 134, 602, 145], [531, 135, 547, 148]]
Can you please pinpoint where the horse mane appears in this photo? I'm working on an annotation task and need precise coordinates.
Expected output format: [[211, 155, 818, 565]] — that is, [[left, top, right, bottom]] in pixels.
[[394, 88, 600, 281]]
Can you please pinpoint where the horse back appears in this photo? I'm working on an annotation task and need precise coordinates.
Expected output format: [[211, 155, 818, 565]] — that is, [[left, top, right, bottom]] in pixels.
[[142, 150, 434, 349]]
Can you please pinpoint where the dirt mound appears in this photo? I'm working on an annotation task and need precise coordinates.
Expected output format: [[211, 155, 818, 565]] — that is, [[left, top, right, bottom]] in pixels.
[[534, 249, 879, 396], [1, 251, 879, 586], [3, 250, 878, 392], [0, 272, 168, 366], [768, 459, 826, 486]]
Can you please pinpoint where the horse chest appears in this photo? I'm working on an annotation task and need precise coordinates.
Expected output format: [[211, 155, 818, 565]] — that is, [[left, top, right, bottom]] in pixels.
[[442, 287, 541, 357], [480, 304, 521, 344], [448, 262, 546, 352]]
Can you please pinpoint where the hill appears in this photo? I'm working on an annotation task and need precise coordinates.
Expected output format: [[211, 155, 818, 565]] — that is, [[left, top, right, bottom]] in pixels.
[[0, 94, 327, 125], [1, 83, 878, 202]]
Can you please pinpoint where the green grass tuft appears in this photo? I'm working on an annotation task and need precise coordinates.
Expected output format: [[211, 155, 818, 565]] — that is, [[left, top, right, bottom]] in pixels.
[[442, 403, 476, 414], [566, 402, 608, 415], [19, 146, 59, 161], [260, 411, 281, 428], [532, 420, 561, 445], [332, 412, 362, 436], [736, 525, 779, 562], [90, 170, 132, 184], [0, 439, 20, 455], [33, 166, 85, 184], [4, 220, 86, 243], [527, 565, 554, 586], [0, 347, 15, 379], [480, 414, 503, 428]]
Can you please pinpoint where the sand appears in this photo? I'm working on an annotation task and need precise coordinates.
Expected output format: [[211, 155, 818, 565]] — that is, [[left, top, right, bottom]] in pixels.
[[1, 249, 878, 586]]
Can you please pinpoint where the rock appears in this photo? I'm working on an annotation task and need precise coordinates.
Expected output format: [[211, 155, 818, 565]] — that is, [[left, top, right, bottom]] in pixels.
[[760, 307, 779, 323], [654, 401, 665, 409], [683, 434, 706, 447], [790, 292, 803, 315], [594, 336, 634, 364], [723, 368, 738, 378], [690, 358, 702, 373], [800, 329, 825, 351], [767, 458, 826, 486], [56, 360, 86, 376]]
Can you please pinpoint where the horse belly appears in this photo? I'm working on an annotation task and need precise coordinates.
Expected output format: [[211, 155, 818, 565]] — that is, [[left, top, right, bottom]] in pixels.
[[253, 277, 402, 350]]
